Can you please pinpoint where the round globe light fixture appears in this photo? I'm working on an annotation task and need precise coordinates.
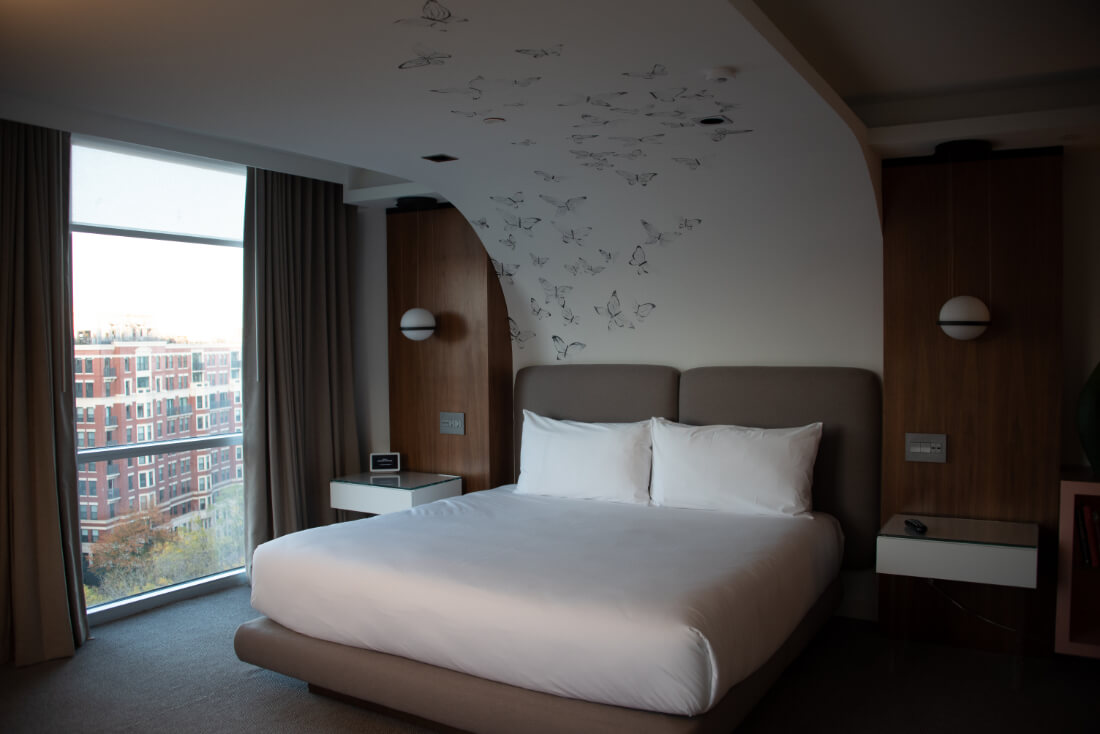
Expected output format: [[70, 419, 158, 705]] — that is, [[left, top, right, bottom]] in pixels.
[[400, 308, 436, 341], [938, 296, 990, 340]]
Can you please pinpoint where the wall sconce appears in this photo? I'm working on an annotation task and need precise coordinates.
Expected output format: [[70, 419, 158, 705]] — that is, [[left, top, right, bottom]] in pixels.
[[400, 307, 436, 341], [938, 295, 990, 340]]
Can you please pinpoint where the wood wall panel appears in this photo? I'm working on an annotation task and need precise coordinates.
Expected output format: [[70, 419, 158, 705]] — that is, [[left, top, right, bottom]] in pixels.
[[387, 205, 512, 494], [881, 150, 1062, 653]]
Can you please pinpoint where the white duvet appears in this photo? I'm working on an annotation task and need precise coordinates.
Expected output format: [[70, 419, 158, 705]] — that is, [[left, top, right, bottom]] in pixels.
[[250, 486, 843, 716]]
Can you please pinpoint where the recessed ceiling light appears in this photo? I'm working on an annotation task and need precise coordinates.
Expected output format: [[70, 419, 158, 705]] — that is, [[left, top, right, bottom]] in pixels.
[[422, 154, 458, 163], [694, 114, 732, 127]]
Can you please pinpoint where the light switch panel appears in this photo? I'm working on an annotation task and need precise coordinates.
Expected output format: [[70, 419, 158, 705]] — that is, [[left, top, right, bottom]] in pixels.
[[905, 432, 947, 463], [440, 411, 465, 435]]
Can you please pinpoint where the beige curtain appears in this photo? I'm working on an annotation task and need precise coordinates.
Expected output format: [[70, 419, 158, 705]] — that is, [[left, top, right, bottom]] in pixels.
[[243, 169, 361, 570], [0, 119, 87, 665]]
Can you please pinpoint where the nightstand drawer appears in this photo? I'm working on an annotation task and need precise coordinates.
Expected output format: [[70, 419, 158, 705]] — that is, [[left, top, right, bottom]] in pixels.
[[877, 535, 1037, 588], [330, 472, 461, 514]]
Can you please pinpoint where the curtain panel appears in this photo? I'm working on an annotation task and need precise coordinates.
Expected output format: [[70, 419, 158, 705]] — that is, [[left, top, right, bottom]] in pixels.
[[0, 119, 87, 665], [243, 169, 361, 570]]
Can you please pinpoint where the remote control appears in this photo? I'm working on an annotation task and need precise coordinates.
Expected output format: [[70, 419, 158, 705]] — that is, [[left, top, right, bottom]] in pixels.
[[904, 518, 928, 534]]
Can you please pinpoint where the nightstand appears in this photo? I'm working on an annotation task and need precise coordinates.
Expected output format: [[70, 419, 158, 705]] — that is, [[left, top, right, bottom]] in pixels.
[[330, 471, 462, 515], [877, 514, 1038, 588]]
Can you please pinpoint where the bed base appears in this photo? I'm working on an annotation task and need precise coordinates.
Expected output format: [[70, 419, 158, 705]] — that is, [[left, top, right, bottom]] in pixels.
[[234, 578, 840, 734]]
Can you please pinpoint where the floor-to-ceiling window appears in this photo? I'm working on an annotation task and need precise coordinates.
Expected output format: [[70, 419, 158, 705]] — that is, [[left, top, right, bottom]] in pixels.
[[71, 138, 246, 606]]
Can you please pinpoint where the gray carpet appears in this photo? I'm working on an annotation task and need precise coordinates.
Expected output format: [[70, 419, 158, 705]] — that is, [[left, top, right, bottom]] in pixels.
[[3, 586, 1099, 733]]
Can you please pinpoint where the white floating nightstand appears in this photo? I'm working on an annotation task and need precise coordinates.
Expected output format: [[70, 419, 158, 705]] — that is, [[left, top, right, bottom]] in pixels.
[[330, 471, 461, 515], [876, 514, 1038, 589]]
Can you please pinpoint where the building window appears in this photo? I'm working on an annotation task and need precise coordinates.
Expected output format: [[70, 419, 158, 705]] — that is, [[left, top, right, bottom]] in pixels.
[[84, 358, 92, 372], [75, 382, 84, 398], [85, 382, 94, 398]]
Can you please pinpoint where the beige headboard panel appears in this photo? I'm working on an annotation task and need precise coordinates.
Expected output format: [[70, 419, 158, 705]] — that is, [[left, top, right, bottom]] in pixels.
[[679, 367, 881, 569]]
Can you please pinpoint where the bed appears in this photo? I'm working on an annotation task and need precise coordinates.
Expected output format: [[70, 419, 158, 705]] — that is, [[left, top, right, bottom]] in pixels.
[[235, 365, 881, 733]]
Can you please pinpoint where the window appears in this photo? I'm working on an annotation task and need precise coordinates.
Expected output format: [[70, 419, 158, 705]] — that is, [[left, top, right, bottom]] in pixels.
[[71, 139, 246, 607]]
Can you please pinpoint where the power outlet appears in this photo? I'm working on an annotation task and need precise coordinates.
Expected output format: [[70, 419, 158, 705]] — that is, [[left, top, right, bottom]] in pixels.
[[440, 411, 465, 436], [905, 432, 947, 463]]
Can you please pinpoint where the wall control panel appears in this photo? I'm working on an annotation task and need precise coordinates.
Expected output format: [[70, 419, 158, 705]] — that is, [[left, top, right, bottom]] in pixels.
[[905, 432, 947, 463], [440, 411, 465, 435]]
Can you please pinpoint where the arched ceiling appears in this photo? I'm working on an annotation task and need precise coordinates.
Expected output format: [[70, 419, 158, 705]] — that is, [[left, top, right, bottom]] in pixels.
[[0, 0, 882, 370]]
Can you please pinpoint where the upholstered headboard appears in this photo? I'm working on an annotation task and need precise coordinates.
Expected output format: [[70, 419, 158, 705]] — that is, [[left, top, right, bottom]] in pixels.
[[512, 364, 881, 570]]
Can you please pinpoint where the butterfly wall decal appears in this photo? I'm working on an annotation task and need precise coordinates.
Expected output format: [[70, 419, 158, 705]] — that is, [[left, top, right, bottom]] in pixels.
[[678, 217, 702, 230], [515, 44, 562, 58], [573, 114, 619, 128], [577, 257, 604, 275], [512, 139, 537, 146], [398, 49, 452, 69], [649, 87, 686, 103], [616, 170, 657, 187], [430, 76, 484, 99], [539, 277, 573, 307], [560, 305, 580, 326], [622, 63, 667, 79], [500, 211, 541, 235], [629, 245, 649, 275], [598, 249, 618, 263], [533, 170, 562, 182], [529, 253, 550, 267], [489, 191, 524, 208], [570, 134, 599, 143], [498, 234, 517, 250], [490, 257, 519, 284], [552, 335, 586, 360], [609, 134, 664, 146], [508, 317, 535, 346], [594, 290, 635, 330], [553, 223, 593, 246], [634, 302, 657, 321], [395, 0, 468, 30], [710, 127, 753, 141], [530, 298, 551, 320], [673, 157, 701, 170], [540, 194, 587, 216], [470, 217, 490, 230], [612, 149, 645, 160], [641, 219, 680, 245], [511, 76, 542, 87]]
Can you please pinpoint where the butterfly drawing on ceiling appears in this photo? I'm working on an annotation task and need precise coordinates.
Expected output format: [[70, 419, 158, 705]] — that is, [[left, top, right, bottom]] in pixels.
[[489, 191, 524, 208], [430, 75, 484, 99], [710, 127, 754, 141], [540, 194, 587, 216], [716, 101, 740, 113], [561, 305, 580, 326], [450, 108, 493, 118], [673, 157, 701, 170], [554, 223, 593, 246], [395, 0, 468, 30], [629, 245, 649, 275], [649, 87, 686, 103], [577, 257, 604, 275], [552, 335, 586, 360], [398, 49, 452, 69], [470, 217, 490, 230], [573, 114, 619, 128], [515, 44, 563, 59], [539, 277, 573, 307], [644, 109, 686, 119], [595, 290, 635, 330], [623, 63, 667, 79], [511, 76, 542, 88], [588, 91, 628, 107], [660, 121, 692, 128], [500, 211, 541, 236], [678, 217, 702, 230], [634, 302, 656, 321], [498, 233, 517, 250], [530, 298, 551, 320], [508, 317, 535, 347], [616, 170, 657, 187], [529, 253, 550, 267], [490, 257, 519, 285], [512, 139, 537, 146], [609, 134, 664, 146], [686, 89, 715, 101], [612, 149, 645, 160], [562, 261, 580, 277], [607, 106, 642, 115], [570, 134, 599, 144], [641, 219, 680, 245], [533, 170, 562, 182], [598, 248, 618, 263]]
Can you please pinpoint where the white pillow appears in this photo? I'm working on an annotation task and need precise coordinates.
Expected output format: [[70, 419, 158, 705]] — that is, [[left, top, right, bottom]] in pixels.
[[650, 417, 823, 516], [515, 410, 652, 504]]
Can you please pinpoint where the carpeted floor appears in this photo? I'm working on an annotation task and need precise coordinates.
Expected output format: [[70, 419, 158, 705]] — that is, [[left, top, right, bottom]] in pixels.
[[2, 585, 1099, 733]]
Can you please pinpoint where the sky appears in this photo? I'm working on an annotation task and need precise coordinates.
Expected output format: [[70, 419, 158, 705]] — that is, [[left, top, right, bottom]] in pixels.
[[70, 144, 246, 343]]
